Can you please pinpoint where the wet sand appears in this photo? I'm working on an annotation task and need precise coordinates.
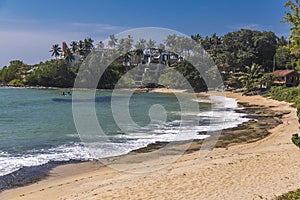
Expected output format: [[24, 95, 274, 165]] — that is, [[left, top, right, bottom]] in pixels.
[[1, 92, 300, 200]]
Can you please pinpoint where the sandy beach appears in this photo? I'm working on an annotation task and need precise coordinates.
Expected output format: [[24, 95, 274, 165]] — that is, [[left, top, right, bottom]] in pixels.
[[1, 91, 300, 200]]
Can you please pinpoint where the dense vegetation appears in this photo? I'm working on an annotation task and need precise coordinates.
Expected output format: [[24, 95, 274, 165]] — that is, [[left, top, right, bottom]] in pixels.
[[269, 85, 300, 120], [275, 188, 300, 200], [0, 28, 295, 92]]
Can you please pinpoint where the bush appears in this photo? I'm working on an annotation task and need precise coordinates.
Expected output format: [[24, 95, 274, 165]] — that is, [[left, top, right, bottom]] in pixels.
[[297, 108, 300, 124], [292, 133, 300, 148], [270, 86, 300, 123]]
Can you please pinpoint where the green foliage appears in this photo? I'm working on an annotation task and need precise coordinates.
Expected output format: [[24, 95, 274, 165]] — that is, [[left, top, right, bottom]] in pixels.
[[283, 0, 300, 68], [275, 46, 293, 69], [234, 63, 264, 92], [269, 85, 300, 102], [117, 75, 135, 88], [50, 44, 62, 59], [0, 60, 29, 85], [269, 85, 300, 127], [297, 107, 300, 124], [26, 59, 76, 87], [199, 29, 278, 72], [9, 79, 24, 86], [292, 133, 300, 147], [171, 60, 207, 92], [275, 188, 300, 199]]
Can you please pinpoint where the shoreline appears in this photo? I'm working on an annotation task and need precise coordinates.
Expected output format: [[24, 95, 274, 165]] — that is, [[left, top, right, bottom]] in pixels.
[[0, 91, 253, 191], [1, 91, 300, 199]]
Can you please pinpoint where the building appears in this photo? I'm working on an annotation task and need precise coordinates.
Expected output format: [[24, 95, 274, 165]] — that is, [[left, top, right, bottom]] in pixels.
[[273, 70, 300, 86]]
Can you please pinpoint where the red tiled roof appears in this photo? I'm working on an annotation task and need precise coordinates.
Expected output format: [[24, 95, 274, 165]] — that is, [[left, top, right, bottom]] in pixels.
[[219, 63, 230, 68], [273, 70, 296, 77]]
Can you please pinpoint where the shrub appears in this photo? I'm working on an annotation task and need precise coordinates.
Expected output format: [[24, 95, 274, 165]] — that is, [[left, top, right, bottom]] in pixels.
[[292, 133, 300, 148]]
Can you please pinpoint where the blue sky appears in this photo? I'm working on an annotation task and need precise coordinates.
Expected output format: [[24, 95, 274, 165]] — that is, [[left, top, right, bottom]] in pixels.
[[0, 0, 291, 67]]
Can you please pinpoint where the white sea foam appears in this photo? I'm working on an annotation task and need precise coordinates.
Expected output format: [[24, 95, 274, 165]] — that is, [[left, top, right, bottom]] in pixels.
[[0, 95, 249, 177], [0, 144, 93, 176]]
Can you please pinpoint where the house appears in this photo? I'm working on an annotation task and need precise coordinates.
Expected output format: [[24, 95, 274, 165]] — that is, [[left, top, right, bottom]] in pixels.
[[273, 70, 300, 86]]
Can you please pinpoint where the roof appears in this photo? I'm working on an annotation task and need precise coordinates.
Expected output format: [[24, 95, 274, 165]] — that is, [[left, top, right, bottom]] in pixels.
[[273, 70, 297, 77], [219, 63, 230, 68]]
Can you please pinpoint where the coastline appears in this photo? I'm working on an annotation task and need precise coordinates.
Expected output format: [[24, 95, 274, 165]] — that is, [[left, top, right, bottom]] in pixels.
[[1, 91, 300, 199]]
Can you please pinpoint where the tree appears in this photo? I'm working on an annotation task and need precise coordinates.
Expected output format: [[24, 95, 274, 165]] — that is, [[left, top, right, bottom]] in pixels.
[[237, 63, 263, 92], [0, 60, 29, 85], [84, 37, 94, 53], [275, 45, 292, 69], [70, 41, 78, 53], [259, 73, 275, 89], [134, 38, 146, 50], [283, 0, 300, 69], [165, 34, 177, 51], [97, 41, 105, 49], [191, 34, 201, 42], [78, 40, 85, 56], [254, 31, 277, 71], [108, 34, 118, 48], [50, 44, 62, 59], [146, 39, 156, 48], [64, 48, 75, 63]]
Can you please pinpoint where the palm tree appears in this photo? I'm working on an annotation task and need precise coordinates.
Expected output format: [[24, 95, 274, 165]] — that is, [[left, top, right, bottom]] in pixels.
[[78, 40, 85, 56], [50, 44, 62, 59], [70, 41, 78, 53], [97, 41, 105, 49], [259, 73, 275, 89], [108, 34, 118, 48], [146, 39, 156, 48], [134, 38, 146, 50], [64, 48, 75, 63], [158, 43, 165, 51], [165, 34, 177, 50], [191, 34, 201, 42], [238, 63, 263, 92], [84, 37, 94, 53]]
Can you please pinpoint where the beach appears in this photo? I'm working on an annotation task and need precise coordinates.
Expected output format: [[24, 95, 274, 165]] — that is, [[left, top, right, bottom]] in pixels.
[[1, 91, 300, 200]]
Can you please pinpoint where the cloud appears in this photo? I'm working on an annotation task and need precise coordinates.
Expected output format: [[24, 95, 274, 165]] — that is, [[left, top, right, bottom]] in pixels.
[[0, 19, 128, 67], [71, 22, 127, 32]]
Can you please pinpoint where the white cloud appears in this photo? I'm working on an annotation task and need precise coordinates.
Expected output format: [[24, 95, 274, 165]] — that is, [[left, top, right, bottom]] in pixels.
[[0, 20, 128, 67], [71, 22, 127, 32]]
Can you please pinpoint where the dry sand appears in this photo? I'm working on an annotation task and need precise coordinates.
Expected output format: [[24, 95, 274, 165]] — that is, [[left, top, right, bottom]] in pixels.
[[1, 92, 300, 200]]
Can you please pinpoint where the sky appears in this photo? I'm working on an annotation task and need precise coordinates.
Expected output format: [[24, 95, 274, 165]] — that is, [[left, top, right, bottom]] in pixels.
[[0, 0, 291, 68]]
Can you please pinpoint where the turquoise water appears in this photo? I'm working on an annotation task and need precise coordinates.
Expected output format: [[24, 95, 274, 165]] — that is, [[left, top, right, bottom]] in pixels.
[[0, 88, 248, 176]]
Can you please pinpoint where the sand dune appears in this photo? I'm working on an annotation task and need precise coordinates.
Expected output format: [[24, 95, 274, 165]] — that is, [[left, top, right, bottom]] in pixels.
[[1, 92, 300, 200]]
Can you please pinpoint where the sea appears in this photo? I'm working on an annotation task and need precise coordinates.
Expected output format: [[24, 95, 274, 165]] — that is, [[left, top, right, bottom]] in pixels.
[[0, 87, 249, 179]]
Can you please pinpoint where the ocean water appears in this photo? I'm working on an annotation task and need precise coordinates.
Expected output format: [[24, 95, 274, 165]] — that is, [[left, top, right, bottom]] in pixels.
[[0, 88, 249, 177]]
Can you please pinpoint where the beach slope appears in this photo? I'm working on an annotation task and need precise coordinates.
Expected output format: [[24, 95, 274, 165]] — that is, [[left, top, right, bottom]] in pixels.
[[1, 92, 300, 200]]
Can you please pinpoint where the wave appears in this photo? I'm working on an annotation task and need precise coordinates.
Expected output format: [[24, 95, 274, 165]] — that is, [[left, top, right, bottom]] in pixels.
[[0, 95, 250, 177], [0, 144, 93, 176]]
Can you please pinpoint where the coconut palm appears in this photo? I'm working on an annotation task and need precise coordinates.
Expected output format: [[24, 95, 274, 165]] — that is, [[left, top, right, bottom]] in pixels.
[[84, 37, 94, 53], [50, 44, 62, 59], [70, 41, 78, 53], [134, 38, 146, 50], [146, 39, 156, 48], [108, 34, 118, 48], [259, 73, 275, 89], [158, 43, 165, 51], [165, 34, 177, 50], [97, 41, 105, 49], [238, 63, 263, 92], [191, 34, 201, 42], [64, 48, 75, 63], [78, 40, 85, 56]]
